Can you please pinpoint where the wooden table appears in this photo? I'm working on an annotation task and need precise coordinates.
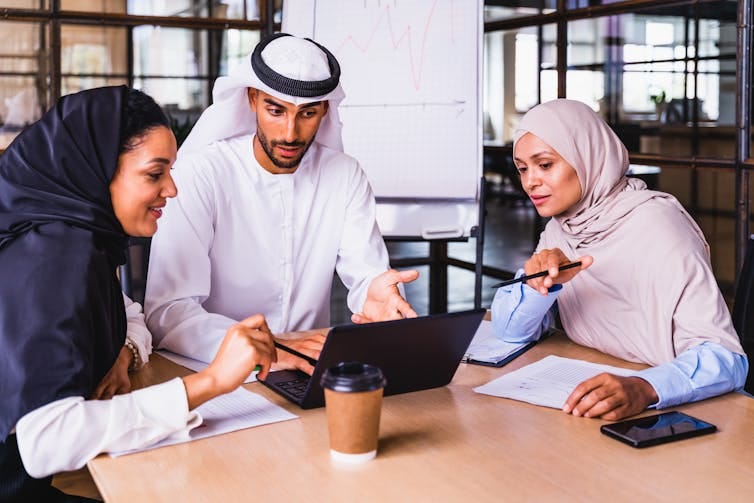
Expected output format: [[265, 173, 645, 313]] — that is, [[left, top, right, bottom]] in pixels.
[[88, 334, 754, 502]]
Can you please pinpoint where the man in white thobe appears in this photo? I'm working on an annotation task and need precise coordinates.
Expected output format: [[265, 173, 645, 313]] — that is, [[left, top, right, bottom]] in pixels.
[[145, 33, 419, 368]]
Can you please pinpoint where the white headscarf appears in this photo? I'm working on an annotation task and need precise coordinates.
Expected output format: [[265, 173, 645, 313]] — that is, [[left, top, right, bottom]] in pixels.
[[179, 33, 346, 157], [514, 99, 742, 364]]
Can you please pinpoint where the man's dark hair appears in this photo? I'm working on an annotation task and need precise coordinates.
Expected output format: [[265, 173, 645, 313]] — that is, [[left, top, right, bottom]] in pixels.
[[119, 88, 170, 154]]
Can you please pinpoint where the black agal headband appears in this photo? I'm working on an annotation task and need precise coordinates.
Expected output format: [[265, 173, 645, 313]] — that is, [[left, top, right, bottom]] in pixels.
[[251, 33, 341, 98]]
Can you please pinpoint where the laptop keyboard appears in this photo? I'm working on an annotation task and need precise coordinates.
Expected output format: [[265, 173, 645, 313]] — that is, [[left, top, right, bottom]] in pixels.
[[277, 376, 310, 399]]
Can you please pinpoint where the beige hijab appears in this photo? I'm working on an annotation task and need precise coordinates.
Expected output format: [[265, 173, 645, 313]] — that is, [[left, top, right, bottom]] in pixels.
[[514, 99, 743, 365]]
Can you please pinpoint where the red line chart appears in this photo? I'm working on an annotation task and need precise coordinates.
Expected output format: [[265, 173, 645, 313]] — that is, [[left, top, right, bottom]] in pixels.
[[331, 0, 458, 91]]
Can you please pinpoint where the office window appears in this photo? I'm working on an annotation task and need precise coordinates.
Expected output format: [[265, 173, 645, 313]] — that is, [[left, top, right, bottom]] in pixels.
[[488, 8, 737, 127], [483, 31, 504, 145], [565, 18, 604, 111], [518, 27, 563, 110], [56, 0, 269, 19], [0, 0, 46, 7], [515, 31, 539, 112], [221, 0, 262, 20], [129, 26, 260, 113], [0, 20, 46, 149], [483, 23, 558, 144], [0, 1, 272, 152], [61, 25, 128, 95], [127, 0, 194, 16], [132, 26, 207, 110], [566, 0, 631, 6], [62, 0, 125, 12], [484, 2, 555, 22], [221, 29, 261, 74]]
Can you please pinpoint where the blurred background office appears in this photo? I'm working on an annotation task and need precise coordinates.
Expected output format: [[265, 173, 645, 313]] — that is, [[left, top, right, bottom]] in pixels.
[[1, 0, 751, 320]]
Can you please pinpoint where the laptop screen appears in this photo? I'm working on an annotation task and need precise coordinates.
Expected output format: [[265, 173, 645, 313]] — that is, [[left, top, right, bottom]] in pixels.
[[261, 309, 485, 408]]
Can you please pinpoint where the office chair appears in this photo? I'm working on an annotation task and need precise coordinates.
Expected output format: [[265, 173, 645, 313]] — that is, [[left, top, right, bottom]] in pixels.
[[732, 234, 754, 395]]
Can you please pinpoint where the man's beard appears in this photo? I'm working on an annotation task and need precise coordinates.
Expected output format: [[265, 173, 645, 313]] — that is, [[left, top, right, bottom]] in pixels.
[[256, 126, 313, 169]]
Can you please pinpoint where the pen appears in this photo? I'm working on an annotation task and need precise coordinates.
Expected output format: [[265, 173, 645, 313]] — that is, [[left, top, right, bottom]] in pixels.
[[274, 340, 319, 366], [252, 341, 319, 372], [490, 261, 583, 289]]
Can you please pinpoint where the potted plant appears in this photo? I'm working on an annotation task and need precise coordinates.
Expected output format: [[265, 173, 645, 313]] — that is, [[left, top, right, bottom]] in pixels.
[[650, 90, 667, 121]]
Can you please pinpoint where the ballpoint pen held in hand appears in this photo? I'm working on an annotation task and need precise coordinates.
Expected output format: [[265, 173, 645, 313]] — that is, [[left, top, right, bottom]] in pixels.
[[490, 261, 583, 289]]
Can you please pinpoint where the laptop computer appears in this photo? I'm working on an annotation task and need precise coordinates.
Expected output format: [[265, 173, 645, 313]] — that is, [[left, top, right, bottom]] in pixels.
[[260, 309, 486, 409]]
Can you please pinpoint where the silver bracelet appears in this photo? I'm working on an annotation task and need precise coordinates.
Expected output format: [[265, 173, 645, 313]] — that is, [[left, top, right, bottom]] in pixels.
[[124, 338, 141, 372]]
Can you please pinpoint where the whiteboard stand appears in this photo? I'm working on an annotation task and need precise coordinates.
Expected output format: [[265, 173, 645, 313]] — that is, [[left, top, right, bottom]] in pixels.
[[387, 177, 485, 314]]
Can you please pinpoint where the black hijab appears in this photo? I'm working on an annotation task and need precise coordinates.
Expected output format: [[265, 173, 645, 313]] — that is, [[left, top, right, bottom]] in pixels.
[[0, 86, 129, 439]]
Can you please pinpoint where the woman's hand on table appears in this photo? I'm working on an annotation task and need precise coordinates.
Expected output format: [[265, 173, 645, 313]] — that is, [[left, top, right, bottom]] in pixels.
[[563, 373, 658, 420]]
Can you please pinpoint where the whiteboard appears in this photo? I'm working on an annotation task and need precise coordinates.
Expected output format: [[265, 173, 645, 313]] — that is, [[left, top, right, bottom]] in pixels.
[[283, 0, 482, 237]]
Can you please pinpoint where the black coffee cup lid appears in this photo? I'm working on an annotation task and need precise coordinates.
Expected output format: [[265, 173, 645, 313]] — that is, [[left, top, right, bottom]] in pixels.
[[320, 362, 386, 392]]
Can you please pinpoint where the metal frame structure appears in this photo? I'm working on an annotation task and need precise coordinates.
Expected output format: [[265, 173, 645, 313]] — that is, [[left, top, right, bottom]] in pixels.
[[0, 0, 276, 107]]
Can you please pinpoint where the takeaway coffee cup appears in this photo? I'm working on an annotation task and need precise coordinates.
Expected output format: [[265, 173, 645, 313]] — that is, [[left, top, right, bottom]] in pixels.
[[320, 362, 386, 464]]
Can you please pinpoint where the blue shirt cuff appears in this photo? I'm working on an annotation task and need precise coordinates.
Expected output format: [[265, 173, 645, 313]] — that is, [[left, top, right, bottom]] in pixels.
[[491, 269, 562, 343], [633, 342, 748, 409]]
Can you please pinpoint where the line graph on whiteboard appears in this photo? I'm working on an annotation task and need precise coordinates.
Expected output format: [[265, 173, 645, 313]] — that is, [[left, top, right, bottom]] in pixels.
[[309, 0, 480, 200], [314, 0, 474, 108]]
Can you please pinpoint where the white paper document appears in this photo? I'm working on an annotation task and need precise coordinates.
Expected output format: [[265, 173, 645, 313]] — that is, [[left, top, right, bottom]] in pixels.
[[473, 355, 637, 409], [464, 320, 533, 364], [111, 387, 298, 457], [157, 349, 258, 383]]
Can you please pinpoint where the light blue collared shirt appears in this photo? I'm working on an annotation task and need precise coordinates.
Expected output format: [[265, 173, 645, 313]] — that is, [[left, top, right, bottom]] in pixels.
[[490, 270, 748, 408]]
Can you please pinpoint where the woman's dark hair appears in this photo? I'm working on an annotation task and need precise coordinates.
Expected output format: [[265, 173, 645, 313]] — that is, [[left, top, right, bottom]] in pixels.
[[118, 88, 170, 154]]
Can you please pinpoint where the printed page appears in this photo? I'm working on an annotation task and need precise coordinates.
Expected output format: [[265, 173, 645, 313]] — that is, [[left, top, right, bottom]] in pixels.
[[111, 387, 298, 457], [473, 355, 636, 408], [465, 320, 531, 364]]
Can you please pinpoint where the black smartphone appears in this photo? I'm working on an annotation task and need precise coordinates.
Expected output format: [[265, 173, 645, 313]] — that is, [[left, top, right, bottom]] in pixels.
[[600, 411, 717, 448]]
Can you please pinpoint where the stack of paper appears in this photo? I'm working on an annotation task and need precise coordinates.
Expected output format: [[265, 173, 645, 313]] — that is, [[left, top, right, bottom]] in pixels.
[[111, 387, 298, 457]]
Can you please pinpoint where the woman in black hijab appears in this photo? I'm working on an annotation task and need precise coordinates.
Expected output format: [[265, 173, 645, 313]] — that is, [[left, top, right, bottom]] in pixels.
[[0, 86, 277, 502]]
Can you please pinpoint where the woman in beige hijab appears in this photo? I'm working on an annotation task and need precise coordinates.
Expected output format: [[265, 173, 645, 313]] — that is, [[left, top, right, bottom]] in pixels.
[[491, 99, 747, 420]]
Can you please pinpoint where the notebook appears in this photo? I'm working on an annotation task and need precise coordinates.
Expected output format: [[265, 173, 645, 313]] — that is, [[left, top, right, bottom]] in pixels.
[[462, 319, 538, 367], [260, 309, 486, 409]]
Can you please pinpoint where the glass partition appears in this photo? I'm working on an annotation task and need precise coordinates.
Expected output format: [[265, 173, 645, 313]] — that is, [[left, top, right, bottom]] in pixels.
[[0, 21, 46, 150], [123, 0, 267, 20], [61, 0, 125, 13], [0, 0, 47, 7], [484, 1, 556, 22], [60, 25, 128, 95], [483, 23, 557, 146], [0, 1, 270, 153]]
